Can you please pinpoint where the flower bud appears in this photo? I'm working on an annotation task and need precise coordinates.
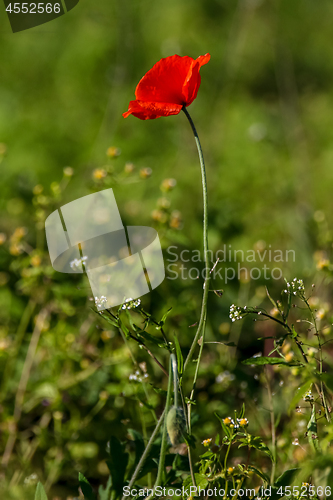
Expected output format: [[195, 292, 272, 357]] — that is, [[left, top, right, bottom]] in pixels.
[[166, 406, 185, 446]]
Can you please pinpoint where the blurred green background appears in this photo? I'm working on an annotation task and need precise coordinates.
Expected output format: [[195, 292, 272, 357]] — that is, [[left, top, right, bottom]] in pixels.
[[1, 0, 333, 498]]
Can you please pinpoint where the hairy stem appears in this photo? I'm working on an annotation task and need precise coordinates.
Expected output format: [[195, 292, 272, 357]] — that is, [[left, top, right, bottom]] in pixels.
[[265, 368, 276, 484], [121, 410, 165, 500], [304, 297, 331, 423], [154, 354, 174, 488], [182, 107, 210, 372]]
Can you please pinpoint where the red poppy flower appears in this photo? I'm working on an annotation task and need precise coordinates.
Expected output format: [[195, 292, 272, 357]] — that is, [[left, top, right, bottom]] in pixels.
[[123, 53, 210, 120]]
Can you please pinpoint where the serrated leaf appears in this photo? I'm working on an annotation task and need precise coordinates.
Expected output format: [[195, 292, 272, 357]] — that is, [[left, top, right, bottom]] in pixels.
[[35, 483, 48, 500], [248, 466, 269, 484], [245, 435, 274, 462], [274, 468, 300, 487], [242, 356, 300, 366], [183, 473, 208, 490], [78, 473, 95, 500]]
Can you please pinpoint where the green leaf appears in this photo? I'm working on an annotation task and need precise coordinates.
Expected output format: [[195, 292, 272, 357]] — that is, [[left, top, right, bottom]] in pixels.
[[291, 325, 298, 339], [174, 335, 184, 376], [248, 466, 269, 484], [172, 453, 190, 471], [106, 436, 129, 497], [137, 329, 165, 347], [93, 308, 119, 328], [319, 373, 333, 394], [307, 404, 320, 453], [284, 284, 292, 318], [78, 473, 95, 500], [35, 483, 48, 500], [245, 435, 274, 462], [274, 468, 300, 487], [98, 476, 112, 500], [183, 431, 196, 449], [137, 397, 155, 411], [137, 330, 165, 347], [150, 384, 167, 397], [242, 356, 300, 366], [184, 397, 196, 405], [119, 321, 130, 339], [215, 412, 231, 439], [183, 473, 208, 491], [266, 286, 279, 311], [128, 429, 145, 470], [288, 380, 313, 415], [238, 403, 245, 419], [156, 307, 172, 329]]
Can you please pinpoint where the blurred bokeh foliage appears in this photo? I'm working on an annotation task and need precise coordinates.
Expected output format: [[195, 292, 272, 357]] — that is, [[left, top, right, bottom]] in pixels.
[[2, 0, 333, 497]]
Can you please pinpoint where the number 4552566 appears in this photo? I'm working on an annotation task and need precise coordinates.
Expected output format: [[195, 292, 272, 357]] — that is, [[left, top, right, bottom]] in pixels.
[[6, 3, 61, 14]]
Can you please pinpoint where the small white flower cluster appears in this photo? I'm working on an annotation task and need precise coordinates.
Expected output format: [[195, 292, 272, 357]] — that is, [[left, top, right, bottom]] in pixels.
[[121, 298, 141, 310], [95, 295, 108, 310], [70, 255, 88, 271], [229, 304, 245, 322], [223, 416, 241, 430], [284, 278, 305, 296], [303, 390, 314, 402], [129, 369, 149, 382], [237, 417, 249, 427]]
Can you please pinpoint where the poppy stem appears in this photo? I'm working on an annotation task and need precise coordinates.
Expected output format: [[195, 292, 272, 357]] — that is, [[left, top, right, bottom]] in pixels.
[[154, 354, 174, 489], [182, 106, 210, 490], [182, 106, 210, 372]]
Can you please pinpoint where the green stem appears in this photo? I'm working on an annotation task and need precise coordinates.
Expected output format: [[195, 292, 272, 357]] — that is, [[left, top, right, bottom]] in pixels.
[[154, 354, 174, 488], [179, 384, 196, 487], [121, 410, 165, 500], [304, 297, 331, 423], [182, 107, 210, 371], [265, 368, 276, 485], [171, 354, 178, 409], [181, 107, 210, 492]]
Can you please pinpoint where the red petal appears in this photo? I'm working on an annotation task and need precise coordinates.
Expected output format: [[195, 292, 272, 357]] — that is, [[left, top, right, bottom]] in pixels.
[[196, 53, 211, 68], [123, 100, 182, 120], [135, 54, 210, 106], [183, 53, 211, 105]]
